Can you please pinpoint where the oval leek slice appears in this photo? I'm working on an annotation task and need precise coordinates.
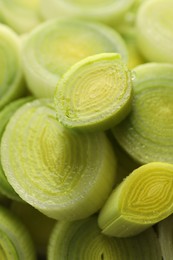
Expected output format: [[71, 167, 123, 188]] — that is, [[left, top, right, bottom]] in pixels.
[[0, 24, 25, 110], [157, 214, 173, 260], [136, 0, 173, 63], [40, 0, 135, 26], [22, 18, 128, 98], [112, 63, 173, 164], [0, 0, 42, 34], [0, 96, 33, 200], [48, 215, 162, 260], [1, 99, 117, 220], [98, 162, 173, 237], [0, 205, 36, 259], [54, 53, 133, 132]]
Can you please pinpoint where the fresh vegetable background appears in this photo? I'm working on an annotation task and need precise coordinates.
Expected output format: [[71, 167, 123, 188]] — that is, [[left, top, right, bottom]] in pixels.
[[0, 0, 173, 259]]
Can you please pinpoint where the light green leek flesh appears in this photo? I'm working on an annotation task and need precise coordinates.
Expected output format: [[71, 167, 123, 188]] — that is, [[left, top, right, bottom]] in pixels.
[[40, 0, 135, 25], [55, 53, 133, 132], [112, 63, 173, 164], [22, 18, 128, 98], [0, 97, 33, 200], [1, 99, 117, 220], [48, 215, 162, 259], [98, 162, 173, 237], [0, 0, 42, 34], [136, 0, 173, 63], [0, 24, 25, 110], [0, 205, 36, 259], [157, 214, 173, 260]]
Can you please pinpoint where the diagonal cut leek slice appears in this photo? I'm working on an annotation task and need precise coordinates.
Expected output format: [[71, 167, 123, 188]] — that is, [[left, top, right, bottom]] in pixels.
[[1, 99, 117, 220], [40, 0, 135, 26], [54, 53, 133, 132], [0, 0, 42, 34], [0, 96, 33, 201], [112, 63, 173, 164], [156, 214, 173, 260], [98, 162, 173, 237], [22, 18, 128, 98], [0, 205, 36, 259], [48, 215, 162, 260], [0, 24, 26, 110], [136, 0, 173, 63]]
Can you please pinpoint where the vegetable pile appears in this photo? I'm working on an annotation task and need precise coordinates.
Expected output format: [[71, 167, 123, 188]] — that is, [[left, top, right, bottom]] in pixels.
[[0, 0, 173, 259]]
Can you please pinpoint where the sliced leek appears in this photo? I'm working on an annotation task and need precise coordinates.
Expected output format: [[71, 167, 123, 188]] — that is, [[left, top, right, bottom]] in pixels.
[[0, 0, 42, 34], [22, 18, 128, 98], [157, 214, 173, 260], [0, 205, 36, 259], [48, 215, 162, 259], [54, 53, 133, 132], [136, 0, 173, 63], [11, 201, 56, 258], [0, 97, 33, 200], [0, 24, 26, 110], [40, 0, 135, 26], [1, 99, 117, 220], [112, 63, 173, 164], [98, 162, 173, 237]]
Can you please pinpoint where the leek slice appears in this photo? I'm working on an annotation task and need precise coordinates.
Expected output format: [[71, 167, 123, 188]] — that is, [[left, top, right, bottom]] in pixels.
[[1, 99, 117, 220], [157, 214, 173, 260], [54, 53, 133, 132], [0, 0, 42, 34], [0, 205, 36, 259], [0, 97, 33, 200], [48, 215, 162, 259], [112, 63, 173, 164], [22, 18, 128, 98], [40, 0, 135, 26], [136, 0, 173, 63], [0, 24, 25, 110], [98, 162, 173, 237]]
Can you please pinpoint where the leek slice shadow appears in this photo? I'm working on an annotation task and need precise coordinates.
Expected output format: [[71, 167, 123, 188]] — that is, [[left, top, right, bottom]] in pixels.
[[98, 162, 173, 237], [48, 215, 162, 260], [1, 99, 117, 221], [54, 52, 133, 132], [22, 18, 128, 98]]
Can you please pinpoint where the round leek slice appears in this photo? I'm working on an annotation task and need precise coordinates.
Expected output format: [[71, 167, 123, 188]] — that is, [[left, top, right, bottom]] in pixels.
[[40, 0, 135, 26], [136, 0, 173, 63], [112, 63, 173, 164], [98, 162, 173, 237], [157, 214, 173, 260], [0, 24, 25, 110], [54, 53, 133, 132], [1, 99, 117, 220], [0, 0, 42, 34], [0, 205, 36, 259], [48, 215, 162, 259], [0, 97, 33, 200], [22, 18, 128, 98]]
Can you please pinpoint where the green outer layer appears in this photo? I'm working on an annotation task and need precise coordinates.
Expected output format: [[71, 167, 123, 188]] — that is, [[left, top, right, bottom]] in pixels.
[[112, 62, 173, 164], [0, 205, 36, 259], [54, 53, 133, 132], [98, 162, 173, 237], [48, 215, 162, 260], [136, 0, 173, 63], [1, 99, 117, 221], [0, 24, 25, 110], [41, 0, 135, 25], [22, 18, 128, 98], [0, 96, 33, 200]]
